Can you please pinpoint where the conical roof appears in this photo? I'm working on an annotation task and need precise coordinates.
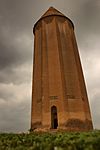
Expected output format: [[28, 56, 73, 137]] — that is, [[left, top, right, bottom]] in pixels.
[[33, 7, 74, 33]]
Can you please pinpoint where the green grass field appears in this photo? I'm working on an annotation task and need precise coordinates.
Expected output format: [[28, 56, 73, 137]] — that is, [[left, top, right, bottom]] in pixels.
[[0, 130, 100, 150]]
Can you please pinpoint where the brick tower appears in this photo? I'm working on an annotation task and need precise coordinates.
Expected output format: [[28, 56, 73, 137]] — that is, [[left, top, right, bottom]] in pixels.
[[31, 7, 93, 131]]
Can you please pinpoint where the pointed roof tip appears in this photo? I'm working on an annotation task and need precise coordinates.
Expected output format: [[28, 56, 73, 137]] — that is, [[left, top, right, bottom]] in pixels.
[[49, 6, 56, 10], [49, 6, 54, 9], [41, 6, 65, 19], [48, 6, 61, 12]]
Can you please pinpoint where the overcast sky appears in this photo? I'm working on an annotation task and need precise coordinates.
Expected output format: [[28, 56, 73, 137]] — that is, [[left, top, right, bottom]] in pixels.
[[0, 0, 100, 132]]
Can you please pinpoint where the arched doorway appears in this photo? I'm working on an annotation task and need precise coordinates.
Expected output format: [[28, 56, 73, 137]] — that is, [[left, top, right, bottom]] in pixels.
[[51, 106, 58, 129]]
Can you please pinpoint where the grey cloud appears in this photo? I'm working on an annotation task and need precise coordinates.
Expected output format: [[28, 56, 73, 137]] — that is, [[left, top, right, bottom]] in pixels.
[[0, 98, 31, 132], [0, 23, 32, 84], [0, 0, 34, 31], [0, 64, 32, 84], [91, 93, 100, 129], [73, 0, 100, 45], [0, 82, 31, 132], [0, 27, 32, 69], [0, 34, 32, 84]]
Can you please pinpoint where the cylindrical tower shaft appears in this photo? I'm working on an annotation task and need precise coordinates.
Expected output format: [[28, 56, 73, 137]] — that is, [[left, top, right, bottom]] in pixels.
[[31, 7, 93, 131]]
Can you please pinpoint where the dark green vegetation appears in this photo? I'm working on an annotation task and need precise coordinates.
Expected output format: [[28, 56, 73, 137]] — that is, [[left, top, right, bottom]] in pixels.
[[0, 130, 100, 150]]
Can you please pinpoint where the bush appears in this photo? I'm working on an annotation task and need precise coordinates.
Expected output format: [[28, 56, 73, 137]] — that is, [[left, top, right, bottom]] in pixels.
[[0, 130, 100, 150]]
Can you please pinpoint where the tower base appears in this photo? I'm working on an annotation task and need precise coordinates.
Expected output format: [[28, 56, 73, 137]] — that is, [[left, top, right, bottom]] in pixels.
[[31, 119, 93, 132]]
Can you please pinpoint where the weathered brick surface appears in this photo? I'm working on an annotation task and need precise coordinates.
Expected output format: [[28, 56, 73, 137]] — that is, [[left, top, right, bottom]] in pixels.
[[31, 7, 93, 131]]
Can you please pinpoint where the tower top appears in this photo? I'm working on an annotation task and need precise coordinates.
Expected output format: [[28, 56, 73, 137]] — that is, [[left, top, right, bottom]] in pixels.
[[33, 7, 74, 34]]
